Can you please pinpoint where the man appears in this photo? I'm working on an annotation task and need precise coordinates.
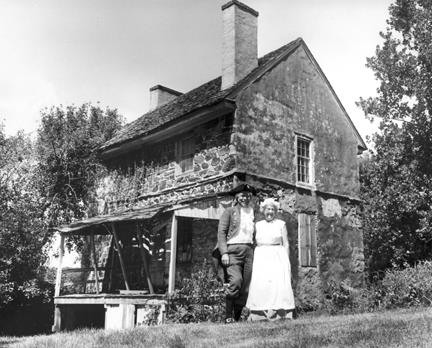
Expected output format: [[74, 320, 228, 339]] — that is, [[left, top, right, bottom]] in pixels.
[[213, 183, 256, 323]]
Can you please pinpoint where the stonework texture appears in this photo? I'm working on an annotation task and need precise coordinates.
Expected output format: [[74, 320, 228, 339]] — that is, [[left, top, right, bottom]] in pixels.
[[95, 115, 235, 214], [222, 3, 258, 89], [233, 45, 360, 198]]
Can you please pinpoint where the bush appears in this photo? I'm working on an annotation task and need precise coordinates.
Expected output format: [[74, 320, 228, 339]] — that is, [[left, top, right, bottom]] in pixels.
[[380, 261, 432, 308], [323, 280, 381, 315], [166, 260, 225, 323]]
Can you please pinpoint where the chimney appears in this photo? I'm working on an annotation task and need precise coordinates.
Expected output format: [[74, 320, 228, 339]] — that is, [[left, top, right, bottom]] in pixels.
[[149, 85, 182, 110], [221, 1, 259, 90]]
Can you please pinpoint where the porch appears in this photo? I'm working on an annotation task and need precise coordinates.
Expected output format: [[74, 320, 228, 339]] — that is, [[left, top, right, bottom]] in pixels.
[[52, 197, 231, 331]]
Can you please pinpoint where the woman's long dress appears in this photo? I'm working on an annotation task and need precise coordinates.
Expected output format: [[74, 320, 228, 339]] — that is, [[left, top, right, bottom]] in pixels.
[[246, 219, 295, 319]]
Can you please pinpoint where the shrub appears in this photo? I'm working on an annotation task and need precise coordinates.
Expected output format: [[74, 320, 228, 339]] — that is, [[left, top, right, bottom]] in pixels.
[[166, 260, 225, 323], [323, 280, 382, 314], [380, 261, 432, 308]]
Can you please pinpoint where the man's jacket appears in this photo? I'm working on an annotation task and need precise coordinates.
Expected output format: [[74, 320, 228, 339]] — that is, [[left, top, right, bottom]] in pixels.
[[212, 205, 256, 280]]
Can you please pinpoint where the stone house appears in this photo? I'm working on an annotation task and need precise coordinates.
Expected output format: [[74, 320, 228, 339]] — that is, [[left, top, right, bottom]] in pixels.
[[52, 0, 366, 331]]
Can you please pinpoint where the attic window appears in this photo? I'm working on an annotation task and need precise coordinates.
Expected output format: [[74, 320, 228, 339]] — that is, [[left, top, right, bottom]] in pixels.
[[296, 135, 313, 185]]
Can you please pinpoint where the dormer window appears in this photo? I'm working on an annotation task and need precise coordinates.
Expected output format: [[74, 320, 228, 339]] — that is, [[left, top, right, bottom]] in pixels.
[[296, 134, 314, 185]]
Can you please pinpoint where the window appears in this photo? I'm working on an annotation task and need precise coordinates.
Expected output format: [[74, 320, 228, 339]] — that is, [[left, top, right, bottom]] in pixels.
[[296, 135, 313, 184], [178, 137, 195, 173], [298, 213, 317, 267], [160, 142, 175, 163]]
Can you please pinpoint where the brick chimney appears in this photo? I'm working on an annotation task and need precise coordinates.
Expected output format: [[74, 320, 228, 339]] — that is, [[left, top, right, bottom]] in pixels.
[[149, 85, 182, 110], [221, 1, 259, 90]]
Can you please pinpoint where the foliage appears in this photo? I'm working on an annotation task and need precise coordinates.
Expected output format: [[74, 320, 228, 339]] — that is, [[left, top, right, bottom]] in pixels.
[[0, 127, 52, 310], [380, 261, 432, 308], [323, 280, 381, 315], [35, 103, 123, 238], [358, 0, 432, 274], [166, 260, 225, 323]]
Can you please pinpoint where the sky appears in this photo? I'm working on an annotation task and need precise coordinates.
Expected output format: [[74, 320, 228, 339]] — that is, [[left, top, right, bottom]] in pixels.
[[0, 0, 394, 143]]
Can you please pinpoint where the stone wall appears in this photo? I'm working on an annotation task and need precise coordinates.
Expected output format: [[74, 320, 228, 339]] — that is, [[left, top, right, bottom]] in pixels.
[[244, 177, 364, 306], [96, 114, 236, 215], [233, 45, 361, 198]]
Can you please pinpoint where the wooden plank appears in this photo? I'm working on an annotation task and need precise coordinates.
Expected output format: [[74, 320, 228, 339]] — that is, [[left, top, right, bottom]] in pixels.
[[168, 214, 178, 294], [121, 304, 136, 329], [63, 267, 105, 273], [108, 242, 115, 292], [174, 205, 225, 220], [105, 304, 122, 330], [111, 223, 130, 290], [55, 296, 167, 306], [136, 225, 155, 294], [90, 232, 100, 294], [54, 234, 65, 297], [51, 305, 62, 332], [310, 216, 318, 267]]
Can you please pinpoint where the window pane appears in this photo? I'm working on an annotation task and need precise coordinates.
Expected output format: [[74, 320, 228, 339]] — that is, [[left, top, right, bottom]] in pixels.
[[297, 137, 311, 183]]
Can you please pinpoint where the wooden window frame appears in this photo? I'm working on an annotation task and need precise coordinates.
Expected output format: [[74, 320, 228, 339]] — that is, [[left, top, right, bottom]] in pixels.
[[298, 213, 317, 267], [295, 134, 314, 187]]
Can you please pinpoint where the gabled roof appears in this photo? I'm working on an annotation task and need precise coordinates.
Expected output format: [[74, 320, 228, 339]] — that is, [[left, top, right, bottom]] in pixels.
[[100, 38, 366, 152]]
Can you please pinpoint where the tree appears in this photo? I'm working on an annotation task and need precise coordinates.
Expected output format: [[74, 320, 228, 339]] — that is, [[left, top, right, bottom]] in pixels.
[[36, 103, 123, 230], [0, 127, 49, 310], [358, 0, 432, 274]]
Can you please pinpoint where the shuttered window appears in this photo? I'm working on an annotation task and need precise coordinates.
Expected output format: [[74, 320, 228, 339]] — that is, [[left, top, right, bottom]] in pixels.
[[179, 137, 195, 173], [298, 213, 317, 267]]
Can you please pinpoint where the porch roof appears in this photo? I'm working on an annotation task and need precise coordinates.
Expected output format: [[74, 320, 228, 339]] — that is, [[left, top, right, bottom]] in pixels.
[[54, 205, 169, 235]]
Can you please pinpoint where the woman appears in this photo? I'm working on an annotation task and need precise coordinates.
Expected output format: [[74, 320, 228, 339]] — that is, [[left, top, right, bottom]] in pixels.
[[246, 198, 295, 320]]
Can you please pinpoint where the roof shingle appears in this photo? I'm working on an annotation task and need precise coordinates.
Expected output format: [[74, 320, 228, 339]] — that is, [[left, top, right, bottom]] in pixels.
[[100, 38, 310, 151]]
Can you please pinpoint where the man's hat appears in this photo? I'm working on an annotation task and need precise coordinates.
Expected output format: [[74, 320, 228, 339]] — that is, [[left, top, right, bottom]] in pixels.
[[228, 183, 257, 196]]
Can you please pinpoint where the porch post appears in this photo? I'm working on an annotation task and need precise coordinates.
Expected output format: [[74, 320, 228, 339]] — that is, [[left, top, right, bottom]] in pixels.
[[168, 212, 178, 294], [54, 234, 65, 297], [111, 223, 130, 291], [90, 232, 100, 294], [52, 233, 64, 332], [136, 224, 154, 294]]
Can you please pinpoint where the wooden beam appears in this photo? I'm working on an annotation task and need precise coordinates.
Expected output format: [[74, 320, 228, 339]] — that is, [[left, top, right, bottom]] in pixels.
[[168, 213, 178, 294], [90, 232, 100, 294], [136, 224, 154, 294], [111, 223, 130, 291], [54, 234, 65, 297]]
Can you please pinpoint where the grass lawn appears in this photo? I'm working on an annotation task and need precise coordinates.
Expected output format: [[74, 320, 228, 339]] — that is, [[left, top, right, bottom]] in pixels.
[[2, 307, 432, 348]]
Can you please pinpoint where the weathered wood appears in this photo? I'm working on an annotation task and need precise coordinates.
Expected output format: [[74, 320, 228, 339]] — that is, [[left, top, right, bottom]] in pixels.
[[63, 267, 106, 273], [55, 294, 166, 305], [168, 214, 178, 294], [111, 223, 130, 290], [54, 234, 65, 297], [136, 225, 154, 294], [90, 232, 100, 294], [108, 243, 115, 292], [51, 305, 62, 332], [174, 205, 225, 220]]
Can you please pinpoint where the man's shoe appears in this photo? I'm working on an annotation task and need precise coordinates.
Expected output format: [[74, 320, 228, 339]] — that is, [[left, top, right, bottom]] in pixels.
[[233, 306, 243, 321], [225, 317, 235, 324]]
